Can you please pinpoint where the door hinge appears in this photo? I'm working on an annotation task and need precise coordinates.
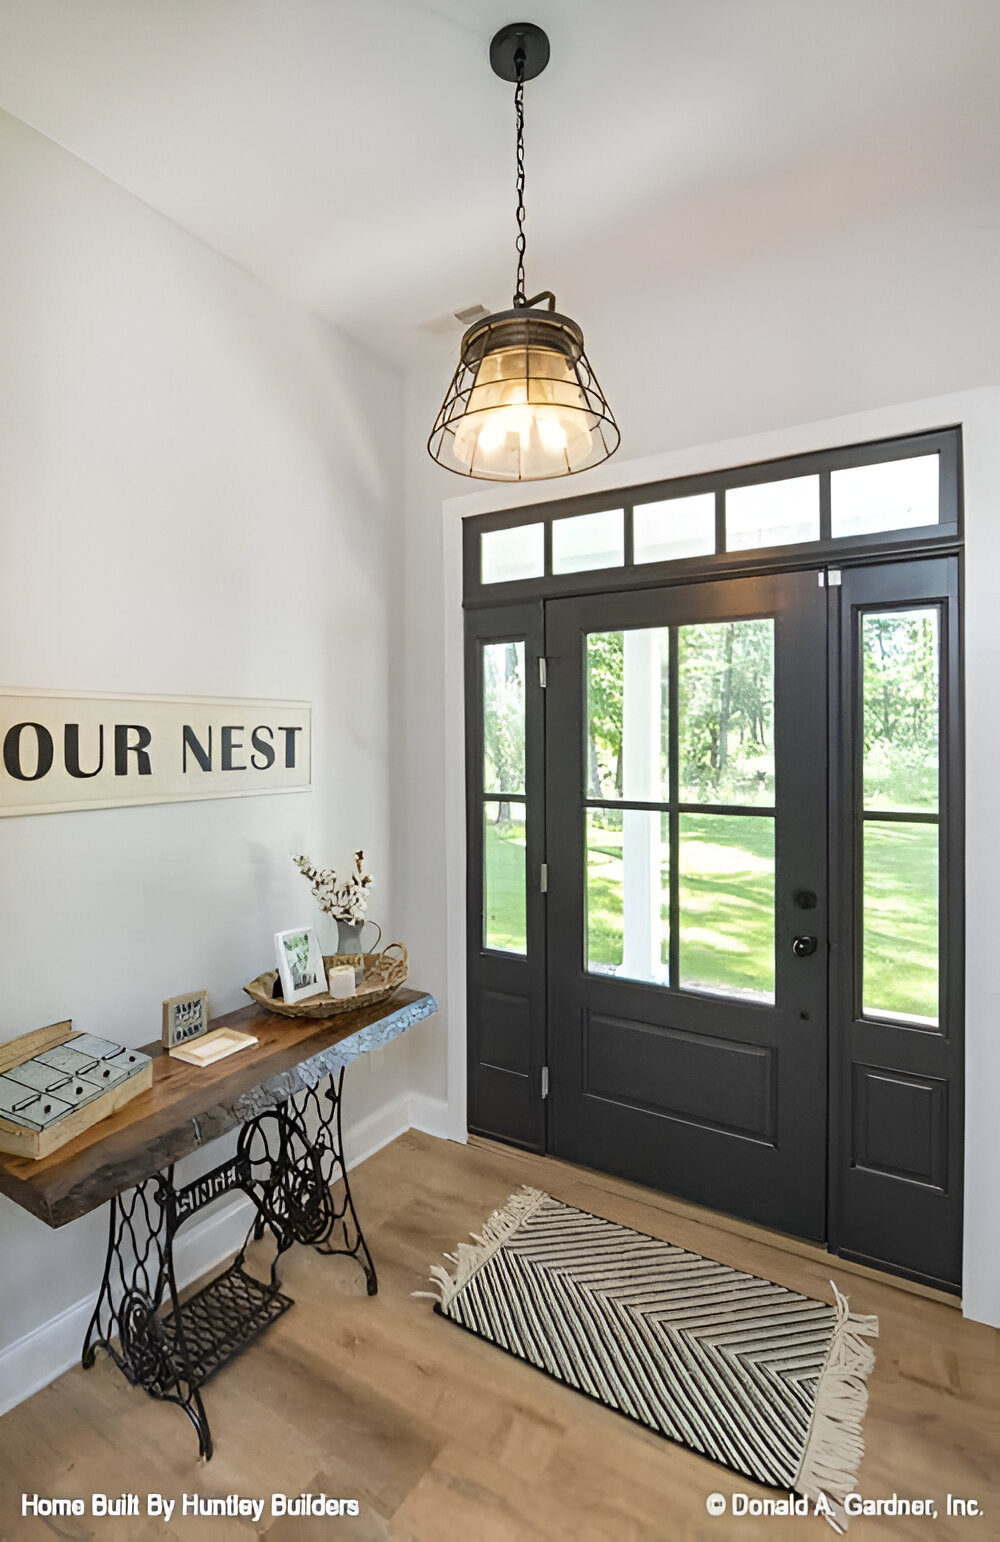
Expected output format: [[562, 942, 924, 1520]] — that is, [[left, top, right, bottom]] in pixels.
[[541, 1065, 549, 1099], [540, 862, 549, 893], [817, 568, 842, 588], [538, 656, 548, 687]]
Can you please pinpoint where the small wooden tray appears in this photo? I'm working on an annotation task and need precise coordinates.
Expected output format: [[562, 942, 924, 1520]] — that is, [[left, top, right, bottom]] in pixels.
[[0, 1021, 152, 1161], [168, 1027, 258, 1067]]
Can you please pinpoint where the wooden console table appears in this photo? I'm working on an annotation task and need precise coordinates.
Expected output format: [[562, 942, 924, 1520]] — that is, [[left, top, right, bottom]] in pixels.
[[0, 987, 437, 1457]]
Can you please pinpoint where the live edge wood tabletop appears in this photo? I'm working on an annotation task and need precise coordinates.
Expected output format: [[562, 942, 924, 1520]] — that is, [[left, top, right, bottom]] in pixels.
[[0, 986, 437, 1229]]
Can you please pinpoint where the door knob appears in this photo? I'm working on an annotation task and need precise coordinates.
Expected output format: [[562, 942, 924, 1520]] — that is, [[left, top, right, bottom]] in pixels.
[[792, 935, 818, 958]]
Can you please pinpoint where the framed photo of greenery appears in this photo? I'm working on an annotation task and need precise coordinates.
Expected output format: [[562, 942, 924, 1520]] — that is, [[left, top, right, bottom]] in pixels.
[[274, 926, 325, 1004]]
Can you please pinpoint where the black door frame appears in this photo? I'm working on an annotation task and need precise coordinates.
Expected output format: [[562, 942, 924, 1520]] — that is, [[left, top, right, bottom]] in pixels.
[[463, 427, 964, 1290]]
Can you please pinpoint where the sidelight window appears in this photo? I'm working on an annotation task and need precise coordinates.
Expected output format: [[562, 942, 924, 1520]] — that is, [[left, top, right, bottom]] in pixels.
[[859, 608, 941, 1025], [482, 640, 528, 954]]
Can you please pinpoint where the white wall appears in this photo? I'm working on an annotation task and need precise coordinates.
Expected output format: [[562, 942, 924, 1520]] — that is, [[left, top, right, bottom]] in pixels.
[[0, 109, 411, 1393], [398, 207, 1000, 1323], [395, 405, 457, 1119]]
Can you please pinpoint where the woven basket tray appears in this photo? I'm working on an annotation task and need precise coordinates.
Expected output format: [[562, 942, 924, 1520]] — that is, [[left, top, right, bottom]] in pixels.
[[243, 943, 408, 1019]]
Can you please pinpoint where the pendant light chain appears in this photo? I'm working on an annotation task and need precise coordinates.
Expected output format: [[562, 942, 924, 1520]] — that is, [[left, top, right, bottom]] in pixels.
[[427, 22, 620, 481], [513, 48, 527, 307]]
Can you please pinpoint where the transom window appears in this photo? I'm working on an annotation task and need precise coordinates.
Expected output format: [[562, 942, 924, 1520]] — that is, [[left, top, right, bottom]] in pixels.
[[465, 428, 960, 602]]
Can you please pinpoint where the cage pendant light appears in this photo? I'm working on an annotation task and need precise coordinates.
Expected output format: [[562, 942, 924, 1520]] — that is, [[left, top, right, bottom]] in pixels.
[[428, 23, 619, 482]]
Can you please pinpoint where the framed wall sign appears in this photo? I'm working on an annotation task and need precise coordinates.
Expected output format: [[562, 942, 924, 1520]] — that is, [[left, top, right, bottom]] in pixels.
[[0, 689, 310, 816]]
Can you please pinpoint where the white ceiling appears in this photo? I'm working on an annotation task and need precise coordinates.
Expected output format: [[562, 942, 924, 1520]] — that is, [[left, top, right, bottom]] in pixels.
[[0, 0, 998, 367]]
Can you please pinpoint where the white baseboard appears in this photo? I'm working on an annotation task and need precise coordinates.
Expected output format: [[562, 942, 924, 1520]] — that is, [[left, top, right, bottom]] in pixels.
[[408, 1090, 452, 1141], [341, 1089, 412, 1169], [0, 1188, 257, 1420], [0, 1087, 452, 1418], [0, 1292, 95, 1419]]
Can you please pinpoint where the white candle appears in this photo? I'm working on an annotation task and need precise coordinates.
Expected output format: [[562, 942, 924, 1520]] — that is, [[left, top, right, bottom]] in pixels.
[[327, 966, 356, 1000]]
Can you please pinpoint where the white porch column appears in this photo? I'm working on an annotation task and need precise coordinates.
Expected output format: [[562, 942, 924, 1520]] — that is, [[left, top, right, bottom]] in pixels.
[[621, 629, 665, 981]]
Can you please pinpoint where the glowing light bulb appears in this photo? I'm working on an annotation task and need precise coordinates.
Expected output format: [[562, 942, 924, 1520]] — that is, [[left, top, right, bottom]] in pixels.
[[536, 410, 569, 454], [450, 345, 594, 478]]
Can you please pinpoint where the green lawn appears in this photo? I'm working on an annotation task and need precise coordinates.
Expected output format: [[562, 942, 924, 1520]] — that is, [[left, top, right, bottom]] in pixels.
[[863, 820, 939, 1021], [678, 816, 776, 996], [483, 813, 527, 952], [485, 814, 938, 1018], [587, 815, 775, 998]]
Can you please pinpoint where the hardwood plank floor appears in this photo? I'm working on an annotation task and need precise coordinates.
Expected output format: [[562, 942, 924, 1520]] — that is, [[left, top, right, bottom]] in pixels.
[[1, 1130, 997, 1541]]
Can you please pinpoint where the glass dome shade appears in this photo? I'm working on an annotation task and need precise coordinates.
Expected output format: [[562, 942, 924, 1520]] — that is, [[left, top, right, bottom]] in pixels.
[[429, 309, 619, 482]]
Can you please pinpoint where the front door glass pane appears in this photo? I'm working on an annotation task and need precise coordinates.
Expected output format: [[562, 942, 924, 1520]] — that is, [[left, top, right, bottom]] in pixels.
[[860, 603, 941, 1025], [679, 814, 775, 1002], [483, 800, 526, 953], [586, 629, 670, 801], [862, 610, 938, 812], [678, 621, 774, 806], [483, 641, 526, 795], [586, 808, 669, 983], [862, 821, 938, 1025]]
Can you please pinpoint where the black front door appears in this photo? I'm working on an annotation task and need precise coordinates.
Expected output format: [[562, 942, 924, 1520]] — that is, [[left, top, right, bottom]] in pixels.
[[545, 571, 829, 1239], [465, 554, 963, 1289]]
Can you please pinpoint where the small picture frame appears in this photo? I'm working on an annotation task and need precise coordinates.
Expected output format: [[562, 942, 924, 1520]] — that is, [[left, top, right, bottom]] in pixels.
[[274, 927, 326, 1003], [162, 990, 210, 1050]]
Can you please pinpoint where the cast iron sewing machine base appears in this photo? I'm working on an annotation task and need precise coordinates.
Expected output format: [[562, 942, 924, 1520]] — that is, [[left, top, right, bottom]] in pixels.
[[81, 1067, 374, 1458]]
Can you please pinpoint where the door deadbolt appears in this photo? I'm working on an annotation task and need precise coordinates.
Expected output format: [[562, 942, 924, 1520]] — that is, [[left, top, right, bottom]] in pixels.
[[792, 935, 818, 958]]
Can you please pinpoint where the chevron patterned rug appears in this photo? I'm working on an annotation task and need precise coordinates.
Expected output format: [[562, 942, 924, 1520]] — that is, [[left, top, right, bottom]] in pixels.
[[423, 1188, 878, 1533]]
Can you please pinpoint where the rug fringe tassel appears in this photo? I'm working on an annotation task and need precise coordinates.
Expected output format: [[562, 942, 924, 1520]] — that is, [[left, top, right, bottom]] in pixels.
[[794, 1282, 879, 1534], [413, 1185, 547, 1310]]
